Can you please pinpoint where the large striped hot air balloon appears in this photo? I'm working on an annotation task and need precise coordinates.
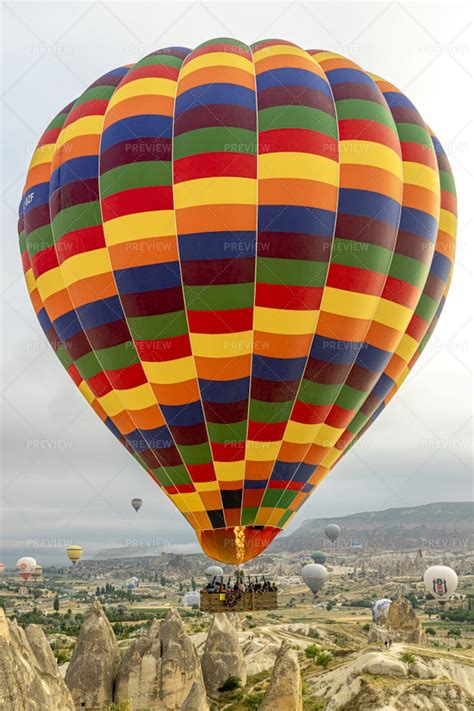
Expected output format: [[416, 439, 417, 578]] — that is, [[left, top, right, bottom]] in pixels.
[[19, 39, 456, 565]]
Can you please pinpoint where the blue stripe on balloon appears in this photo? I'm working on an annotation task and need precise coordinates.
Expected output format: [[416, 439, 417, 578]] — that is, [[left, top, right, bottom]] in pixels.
[[175, 84, 256, 114], [256, 68, 332, 96], [114, 262, 181, 294], [178, 231, 256, 261], [259, 205, 336, 236], [100, 115, 173, 151], [252, 354, 306, 381], [199, 377, 250, 403], [338, 188, 401, 226]]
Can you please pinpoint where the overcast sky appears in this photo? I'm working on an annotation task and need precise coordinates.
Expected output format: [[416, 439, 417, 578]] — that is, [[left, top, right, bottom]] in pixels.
[[1, 2, 472, 565]]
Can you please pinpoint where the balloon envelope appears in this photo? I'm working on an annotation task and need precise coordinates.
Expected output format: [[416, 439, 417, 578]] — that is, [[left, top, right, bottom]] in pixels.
[[372, 598, 392, 622], [66, 546, 83, 565], [205, 565, 224, 582], [325, 525, 341, 543], [423, 565, 458, 601], [182, 591, 201, 607], [0, 563, 5, 574], [16, 557, 36, 581], [18, 38, 456, 567], [310, 551, 327, 565], [131, 498, 142, 512], [302, 563, 328, 596]]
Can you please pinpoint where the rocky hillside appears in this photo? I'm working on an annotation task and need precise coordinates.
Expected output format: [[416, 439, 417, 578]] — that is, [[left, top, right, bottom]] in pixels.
[[272, 501, 474, 552], [2, 599, 473, 710]]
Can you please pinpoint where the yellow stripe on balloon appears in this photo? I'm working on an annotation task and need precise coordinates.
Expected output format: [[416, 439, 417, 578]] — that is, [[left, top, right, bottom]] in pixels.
[[373, 298, 415, 331], [56, 116, 103, 147], [107, 78, 177, 109], [29, 143, 55, 169], [189, 331, 252, 358], [253, 306, 318, 335], [36, 267, 64, 300], [246, 440, 281, 461], [173, 177, 256, 207], [214, 460, 246, 482], [103, 211, 175, 245], [180, 52, 254, 78], [59, 248, 110, 287], [340, 141, 402, 179], [322, 288, 380, 320], [142, 357, 197, 384], [439, 209, 456, 236], [259, 152, 339, 184], [403, 162, 439, 192]]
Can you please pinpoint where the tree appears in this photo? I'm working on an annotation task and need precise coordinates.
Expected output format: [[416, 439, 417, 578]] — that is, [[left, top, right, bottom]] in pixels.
[[53, 595, 60, 612], [160, 575, 166, 587], [191, 577, 196, 591]]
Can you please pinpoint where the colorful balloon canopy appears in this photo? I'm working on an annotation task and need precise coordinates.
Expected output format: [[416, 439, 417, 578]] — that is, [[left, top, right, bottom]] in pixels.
[[66, 545, 83, 565], [310, 551, 327, 565], [18, 39, 456, 565], [16, 557, 36, 581]]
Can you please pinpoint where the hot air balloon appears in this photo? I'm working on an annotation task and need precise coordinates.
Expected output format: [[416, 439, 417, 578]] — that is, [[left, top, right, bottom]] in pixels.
[[31, 564, 43, 580], [205, 565, 224, 582], [16, 557, 36, 581], [18, 39, 456, 567], [310, 551, 327, 565], [131, 498, 143, 513], [302, 563, 328, 597], [126, 576, 139, 590], [0, 563, 6, 574], [66, 546, 83, 565], [372, 598, 392, 622], [325, 525, 341, 544], [424, 565, 458, 602], [182, 590, 201, 607]]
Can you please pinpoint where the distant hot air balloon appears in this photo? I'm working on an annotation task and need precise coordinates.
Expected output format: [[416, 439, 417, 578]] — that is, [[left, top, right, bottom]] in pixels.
[[302, 563, 328, 597], [0, 563, 5, 574], [325, 525, 341, 544], [126, 577, 139, 590], [131, 498, 142, 513], [311, 551, 327, 565], [31, 564, 43, 580], [372, 598, 392, 622], [424, 565, 458, 602], [66, 546, 83, 565], [18, 39, 457, 567], [205, 565, 224, 582], [182, 591, 201, 607], [16, 557, 36, 581]]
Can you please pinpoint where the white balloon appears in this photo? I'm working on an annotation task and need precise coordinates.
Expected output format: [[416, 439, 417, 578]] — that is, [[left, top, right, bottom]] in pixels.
[[182, 591, 200, 607], [423, 565, 458, 601], [325, 524, 341, 543], [302, 563, 328, 595], [205, 565, 223, 581], [16, 557, 36, 580]]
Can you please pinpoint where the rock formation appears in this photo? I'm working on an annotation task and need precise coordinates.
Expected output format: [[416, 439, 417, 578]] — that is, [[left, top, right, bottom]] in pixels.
[[385, 597, 425, 644], [65, 599, 119, 709], [260, 640, 302, 711], [201, 613, 247, 696], [179, 681, 209, 711], [0, 609, 74, 710], [115, 609, 203, 710], [368, 597, 425, 645], [308, 647, 474, 710]]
